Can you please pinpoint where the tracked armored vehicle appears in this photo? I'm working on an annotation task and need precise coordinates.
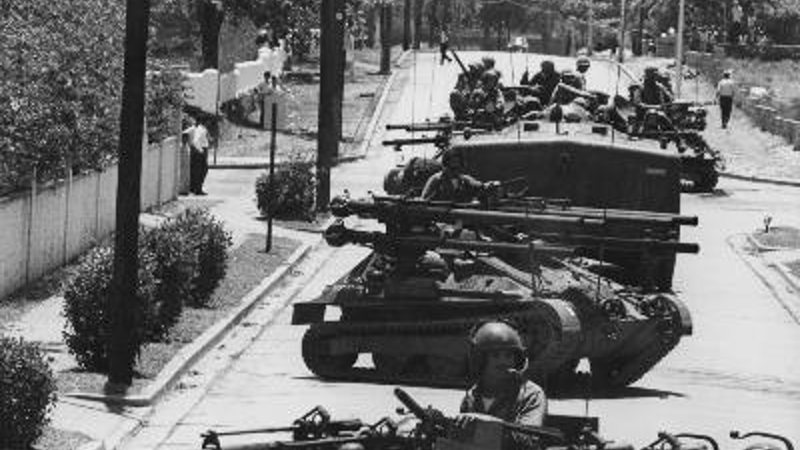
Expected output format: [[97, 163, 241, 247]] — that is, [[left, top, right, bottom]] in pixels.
[[292, 53, 700, 392]]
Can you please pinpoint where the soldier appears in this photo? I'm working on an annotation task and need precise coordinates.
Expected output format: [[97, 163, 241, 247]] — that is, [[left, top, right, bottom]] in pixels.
[[420, 148, 497, 203], [575, 55, 591, 90], [639, 66, 673, 106], [456, 321, 548, 450], [440, 28, 452, 65], [521, 60, 561, 106]]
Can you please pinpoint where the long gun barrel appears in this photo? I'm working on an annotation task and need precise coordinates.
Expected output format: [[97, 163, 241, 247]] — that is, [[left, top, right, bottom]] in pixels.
[[324, 222, 699, 255], [381, 135, 449, 149], [371, 195, 698, 228], [331, 196, 606, 228]]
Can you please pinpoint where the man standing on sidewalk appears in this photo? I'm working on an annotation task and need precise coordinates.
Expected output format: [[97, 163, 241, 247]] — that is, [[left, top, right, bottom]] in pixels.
[[716, 70, 736, 129], [183, 115, 210, 195]]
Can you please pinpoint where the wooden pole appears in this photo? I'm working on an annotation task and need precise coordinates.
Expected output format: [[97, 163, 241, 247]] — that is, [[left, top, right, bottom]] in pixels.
[[266, 102, 277, 252], [109, 0, 149, 388], [675, 0, 686, 98]]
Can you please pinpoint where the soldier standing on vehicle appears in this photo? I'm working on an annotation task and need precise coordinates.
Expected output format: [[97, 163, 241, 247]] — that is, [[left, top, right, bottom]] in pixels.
[[455, 321, 548, 450], [716, 69, 736, 129], [440, 28, 452, 65]]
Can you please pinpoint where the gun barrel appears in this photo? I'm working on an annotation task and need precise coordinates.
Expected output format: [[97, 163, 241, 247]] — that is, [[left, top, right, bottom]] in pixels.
[[381, 137, 445, 147], [386, 122, 453, 131], [371, 195, 697, 227]]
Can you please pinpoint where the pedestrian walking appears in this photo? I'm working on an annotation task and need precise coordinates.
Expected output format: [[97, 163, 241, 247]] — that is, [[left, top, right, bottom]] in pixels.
[[716, 69, 736, 129], [183, 116, 210, 195], [439, 28, 452, 65]]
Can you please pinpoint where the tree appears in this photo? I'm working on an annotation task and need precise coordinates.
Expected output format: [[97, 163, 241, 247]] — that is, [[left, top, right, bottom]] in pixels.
[[0, 0, 125, 190]]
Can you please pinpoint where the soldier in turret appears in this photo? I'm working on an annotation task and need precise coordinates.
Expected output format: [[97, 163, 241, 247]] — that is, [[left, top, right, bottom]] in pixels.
[[455, 321, 548, 450], [421, 148, 498, 203]]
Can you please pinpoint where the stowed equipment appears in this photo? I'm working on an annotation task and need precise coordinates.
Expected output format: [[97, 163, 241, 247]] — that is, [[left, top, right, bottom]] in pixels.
[[199, 388, 630, 450], [293, 193, 698, 391]]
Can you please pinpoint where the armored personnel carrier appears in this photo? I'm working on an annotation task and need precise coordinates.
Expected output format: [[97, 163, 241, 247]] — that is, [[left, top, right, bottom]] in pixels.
[[292, 53, 700, 392]]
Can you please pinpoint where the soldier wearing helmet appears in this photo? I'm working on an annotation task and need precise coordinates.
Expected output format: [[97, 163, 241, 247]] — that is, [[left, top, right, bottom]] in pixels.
[[420, 148, 496, 202], [639, 66, 673, 106], [456, 321, 547, 450], [521, 60, 561, 105], [574, 56, 590, 90]]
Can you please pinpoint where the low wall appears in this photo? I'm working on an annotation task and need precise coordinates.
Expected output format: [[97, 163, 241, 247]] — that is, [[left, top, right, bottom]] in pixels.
[[182, 46, 288, 114], [686, 50, 800, 151], [0, 136, 182, 300]]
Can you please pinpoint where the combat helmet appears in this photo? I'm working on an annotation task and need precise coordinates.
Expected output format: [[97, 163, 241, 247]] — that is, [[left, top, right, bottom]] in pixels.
[[576, 56, 591, 73], [469, 321, 528, 379]]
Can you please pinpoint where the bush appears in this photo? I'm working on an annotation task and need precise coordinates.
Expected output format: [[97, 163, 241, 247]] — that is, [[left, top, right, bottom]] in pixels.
[[160, 208, 233, 307], [62, 246, 159, 371], [0, 336, 57, 449], [140, 225, 196, 340], [256, 158, 316, 221]]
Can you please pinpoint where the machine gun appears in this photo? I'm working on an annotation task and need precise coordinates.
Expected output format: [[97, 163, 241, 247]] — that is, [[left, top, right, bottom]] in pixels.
[[200, 406, 373, 450], [199, 388, 630, 450], [329, 195, 698, 252], [328, 194, 698, 291]]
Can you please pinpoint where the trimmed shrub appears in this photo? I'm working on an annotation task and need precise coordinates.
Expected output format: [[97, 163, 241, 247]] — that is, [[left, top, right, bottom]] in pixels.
[[256, 158, 315, 221], [62, 246, 158, 371], [0, 336, 57, 449], [140, 225, 196, 340], [160, 208, 232, 307]]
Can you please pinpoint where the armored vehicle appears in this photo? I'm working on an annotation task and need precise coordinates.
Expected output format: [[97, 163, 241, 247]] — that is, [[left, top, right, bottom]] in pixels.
[[292, 53, 700, 392]]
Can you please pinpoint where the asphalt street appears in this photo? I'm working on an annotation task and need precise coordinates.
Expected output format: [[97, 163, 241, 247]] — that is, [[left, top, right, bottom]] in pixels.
[[121, 52, 800, 450]]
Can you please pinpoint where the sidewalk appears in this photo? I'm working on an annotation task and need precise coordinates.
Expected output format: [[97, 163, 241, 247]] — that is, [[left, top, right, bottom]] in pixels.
[[0, 50, 413, 450], [623, 56, 800, 185]]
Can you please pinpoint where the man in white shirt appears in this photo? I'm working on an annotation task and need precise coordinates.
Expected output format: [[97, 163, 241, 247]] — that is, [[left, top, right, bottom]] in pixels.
[[716, 70, 736, 129], [183, 116, 210, 195]]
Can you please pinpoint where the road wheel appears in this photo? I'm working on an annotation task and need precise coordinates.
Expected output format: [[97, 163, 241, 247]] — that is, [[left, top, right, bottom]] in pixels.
[[302, 327, 357, 378]]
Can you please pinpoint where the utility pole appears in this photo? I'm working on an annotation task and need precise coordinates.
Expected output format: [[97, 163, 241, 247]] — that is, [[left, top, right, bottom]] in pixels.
[[333, 0, 346, 153], [108, 0, 150, 388], [379, 1, 392, 74], [413, 0, 423, 49], [587, 0, 594, 55], [675, 0, 686, 98], [618, 0, 627, 62], [317, 0, 345, 211], [403, 0, 411, 50]]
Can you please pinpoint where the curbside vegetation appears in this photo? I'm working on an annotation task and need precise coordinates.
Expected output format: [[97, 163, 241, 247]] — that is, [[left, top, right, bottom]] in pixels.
[[0, 336, 57, 450], [62, 208, 232, 373], [255, 156, 316, 221]]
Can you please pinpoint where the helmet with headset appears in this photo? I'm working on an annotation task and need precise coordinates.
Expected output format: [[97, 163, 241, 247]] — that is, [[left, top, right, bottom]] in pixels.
[[468, 320, 528, 380]]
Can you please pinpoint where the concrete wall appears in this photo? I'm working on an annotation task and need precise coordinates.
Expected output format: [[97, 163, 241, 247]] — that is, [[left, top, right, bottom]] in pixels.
[[686, 50, 800, 151], [0, 136, 181, 300], [182, 47, 288, 114]]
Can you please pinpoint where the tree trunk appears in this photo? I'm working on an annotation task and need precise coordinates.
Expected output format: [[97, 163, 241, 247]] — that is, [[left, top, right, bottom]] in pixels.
[[199, 0, 225, 70]]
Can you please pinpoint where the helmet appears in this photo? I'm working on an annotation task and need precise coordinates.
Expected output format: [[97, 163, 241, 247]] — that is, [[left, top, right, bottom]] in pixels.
[[540, 60, 555, 73], [576, 56, 590, 72], [469, 321, 528, 379], [644, 66, 659, 79], [480, 69, 500, 88], [481, 56, 496, 69], [440, 147, 464, 169]]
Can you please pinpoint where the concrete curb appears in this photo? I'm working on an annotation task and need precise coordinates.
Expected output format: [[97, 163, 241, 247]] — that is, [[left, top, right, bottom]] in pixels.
[[744, 234, 800, 295], [720, 171, 800, 188], [64, 241, 315, 407], [727, 234, 800, 325]]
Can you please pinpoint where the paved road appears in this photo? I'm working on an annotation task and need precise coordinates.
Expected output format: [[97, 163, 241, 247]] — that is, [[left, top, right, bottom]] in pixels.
[[123, 52, 800, 450]]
